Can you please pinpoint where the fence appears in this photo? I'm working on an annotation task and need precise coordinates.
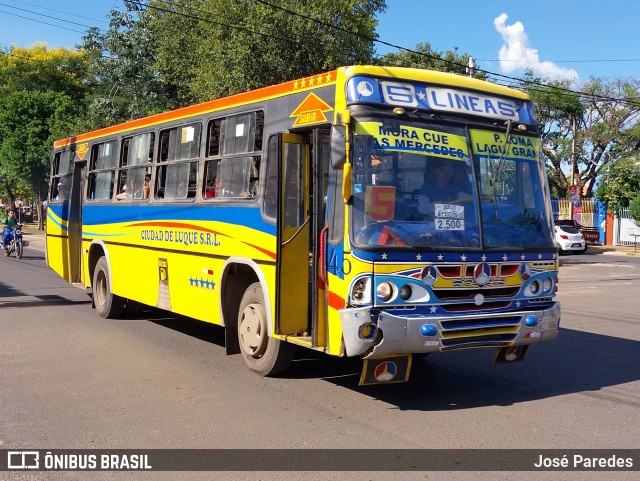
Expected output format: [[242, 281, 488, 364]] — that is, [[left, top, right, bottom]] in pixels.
[[551, 199, 596, 227], [614, 207, 640, 247]]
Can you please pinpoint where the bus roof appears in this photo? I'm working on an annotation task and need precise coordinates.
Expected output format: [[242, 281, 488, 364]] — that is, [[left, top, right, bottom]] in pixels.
[[54, 65, 530, 148]]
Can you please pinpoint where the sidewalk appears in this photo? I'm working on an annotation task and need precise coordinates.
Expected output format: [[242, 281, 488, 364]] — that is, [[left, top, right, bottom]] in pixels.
[[586, 244, 639, 256]]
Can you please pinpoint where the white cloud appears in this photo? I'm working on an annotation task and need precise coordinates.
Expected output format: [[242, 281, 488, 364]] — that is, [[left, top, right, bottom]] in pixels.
[[493, 13, 579, 81]]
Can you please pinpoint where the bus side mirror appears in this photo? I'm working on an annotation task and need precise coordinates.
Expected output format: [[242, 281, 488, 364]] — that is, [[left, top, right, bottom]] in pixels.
[[330, 125, 346, 169]]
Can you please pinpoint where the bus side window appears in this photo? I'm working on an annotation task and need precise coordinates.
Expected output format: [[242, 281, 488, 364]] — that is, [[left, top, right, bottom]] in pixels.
[[262, 136, 278, 220], [204, 160, 220, 199]]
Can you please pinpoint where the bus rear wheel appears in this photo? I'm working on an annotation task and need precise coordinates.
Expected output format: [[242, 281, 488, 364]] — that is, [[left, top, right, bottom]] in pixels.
[[237, 282, 294, 376], [92, 256, 126, 319]]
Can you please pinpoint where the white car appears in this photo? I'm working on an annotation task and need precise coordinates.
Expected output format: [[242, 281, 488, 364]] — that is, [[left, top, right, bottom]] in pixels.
[[554, 224, 586, 254]]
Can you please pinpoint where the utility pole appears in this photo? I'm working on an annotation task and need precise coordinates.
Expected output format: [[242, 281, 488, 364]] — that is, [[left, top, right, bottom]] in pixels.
[[466, 57, 476, 77], [569, 115, 577, 221]]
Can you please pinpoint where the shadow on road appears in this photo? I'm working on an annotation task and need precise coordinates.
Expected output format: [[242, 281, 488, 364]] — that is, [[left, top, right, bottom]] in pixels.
[[284, 328, 640, 411], [95, 303, 640, 412]]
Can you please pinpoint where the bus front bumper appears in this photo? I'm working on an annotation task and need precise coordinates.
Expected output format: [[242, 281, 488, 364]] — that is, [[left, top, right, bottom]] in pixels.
[[339, 302, 560, 358]]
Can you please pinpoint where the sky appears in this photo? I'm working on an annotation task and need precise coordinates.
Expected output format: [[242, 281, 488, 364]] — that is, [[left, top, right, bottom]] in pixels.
[[0, 0, 638, 84]]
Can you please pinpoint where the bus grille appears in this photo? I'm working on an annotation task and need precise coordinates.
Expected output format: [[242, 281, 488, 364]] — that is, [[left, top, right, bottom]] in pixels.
[[438, 316, 521, 350]]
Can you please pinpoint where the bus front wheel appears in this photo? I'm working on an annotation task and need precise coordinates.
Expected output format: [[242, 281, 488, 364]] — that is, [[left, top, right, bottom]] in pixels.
[[92, 256, 126, 319], [237, 282, 294, 376]]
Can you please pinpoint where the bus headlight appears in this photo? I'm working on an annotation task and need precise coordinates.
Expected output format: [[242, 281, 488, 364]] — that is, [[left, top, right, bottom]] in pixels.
[[528, 280, 541, 295], [542, 277, 554, 294], [399, 284, 412, 300], [350, 276, 371, 305], [376, 282, 395, 302]]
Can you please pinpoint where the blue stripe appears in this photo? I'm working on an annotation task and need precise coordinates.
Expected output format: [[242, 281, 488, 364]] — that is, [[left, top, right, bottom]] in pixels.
[[81, 204, 276, 235]]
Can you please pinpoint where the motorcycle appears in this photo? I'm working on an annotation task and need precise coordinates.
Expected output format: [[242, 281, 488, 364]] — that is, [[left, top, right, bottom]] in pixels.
[[3, 224, 25, 259]]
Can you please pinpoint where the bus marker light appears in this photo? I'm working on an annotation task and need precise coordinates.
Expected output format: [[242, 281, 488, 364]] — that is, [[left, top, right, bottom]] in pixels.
[[419, 324, 437, 337], [524, 315, 538, 327]]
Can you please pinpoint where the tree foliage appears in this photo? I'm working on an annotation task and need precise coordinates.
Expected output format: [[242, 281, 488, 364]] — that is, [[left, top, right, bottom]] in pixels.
[[629, 191, 640, 225], [145, 0, 386, 102], [81, 8, 174, 126], [0, 90, 78, 202], [593, 157, 640, 211], [0, 45, 87, 213], [523, 73, 640, 200]]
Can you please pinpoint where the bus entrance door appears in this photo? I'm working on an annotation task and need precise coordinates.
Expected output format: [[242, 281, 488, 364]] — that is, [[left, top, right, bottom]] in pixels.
[[276, 133, 310, 337]]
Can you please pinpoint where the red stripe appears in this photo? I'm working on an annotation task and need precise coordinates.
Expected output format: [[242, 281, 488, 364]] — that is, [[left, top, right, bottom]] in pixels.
[[127, 221, 277, 260], [328, 290, 345, 311]]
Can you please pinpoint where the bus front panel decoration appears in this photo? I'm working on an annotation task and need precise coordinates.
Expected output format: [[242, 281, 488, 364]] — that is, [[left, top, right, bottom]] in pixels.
[[47, 65, 559, 386]]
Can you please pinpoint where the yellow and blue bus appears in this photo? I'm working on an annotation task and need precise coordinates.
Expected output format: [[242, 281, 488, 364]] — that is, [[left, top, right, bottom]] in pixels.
[[47, 66, 559, 385]]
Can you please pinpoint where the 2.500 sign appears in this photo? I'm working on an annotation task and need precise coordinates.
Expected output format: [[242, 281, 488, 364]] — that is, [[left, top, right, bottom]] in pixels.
[[436, 218, 464, 231]]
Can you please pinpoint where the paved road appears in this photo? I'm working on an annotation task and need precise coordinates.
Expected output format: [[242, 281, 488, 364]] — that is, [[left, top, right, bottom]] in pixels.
[[0, 239, 638, 480]]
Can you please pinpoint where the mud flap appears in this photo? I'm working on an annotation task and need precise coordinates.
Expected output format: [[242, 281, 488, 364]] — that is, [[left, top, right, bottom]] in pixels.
[[493, 345, 530, 364], [359, 354, 412, 386]]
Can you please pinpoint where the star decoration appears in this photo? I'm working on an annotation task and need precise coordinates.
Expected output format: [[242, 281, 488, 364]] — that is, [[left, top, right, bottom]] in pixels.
[[325, 72, 332, 83], [437, 254, 444, 261], [520, 254, 526, 260], [293, 80, 299, 90], [417, 91, 426, 100], [381, 252, 388, 260], [481, 254, 487, 262], [515, 301, 521, 308], [460, 254, 467, 261], [538, 253, 543, 259], [430, 306, 438, 314], [416, 254, 422, 260], [502, 254, 509, 261]]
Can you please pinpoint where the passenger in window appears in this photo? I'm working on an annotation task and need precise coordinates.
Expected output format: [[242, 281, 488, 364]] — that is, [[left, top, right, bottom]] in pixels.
[[205, 176, 218, 198], [143, 175, 151, 199], [54, 182, 63, 201], [116, 179, 136, 200]]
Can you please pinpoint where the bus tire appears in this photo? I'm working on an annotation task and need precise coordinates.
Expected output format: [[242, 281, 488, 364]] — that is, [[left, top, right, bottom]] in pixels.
[[237, 282, 294, 376], [92, 256, 126, 319]]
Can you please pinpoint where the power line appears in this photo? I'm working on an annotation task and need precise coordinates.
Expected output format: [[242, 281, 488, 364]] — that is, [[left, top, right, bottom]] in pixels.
[[251, 0, 640, 109], [0, 2, 102, 31], [4, 0, 638, 109], [8, 0, 111, 24], [477, 58, 640, 64], [126, 0, 297, 44], [0, 9, 87, 35]]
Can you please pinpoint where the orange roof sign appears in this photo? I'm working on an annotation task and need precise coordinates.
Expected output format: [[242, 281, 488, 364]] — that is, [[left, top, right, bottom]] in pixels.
[[290, 93, 333, 127]]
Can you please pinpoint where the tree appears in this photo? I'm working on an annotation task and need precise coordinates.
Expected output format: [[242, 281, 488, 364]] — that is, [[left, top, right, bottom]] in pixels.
[[0, 45, 87, 228], [523, 74, 640, 199], [629, 191, 640, 225], [0, 43, 87, 101], [81, 8, 175, 126], [0, 90, 78, 227], [594, 157, 640, 211], [92, 0, 387, 105]]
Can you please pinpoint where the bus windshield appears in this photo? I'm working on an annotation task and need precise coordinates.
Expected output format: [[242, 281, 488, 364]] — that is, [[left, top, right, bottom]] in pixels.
[[350, 118, 555, 250]]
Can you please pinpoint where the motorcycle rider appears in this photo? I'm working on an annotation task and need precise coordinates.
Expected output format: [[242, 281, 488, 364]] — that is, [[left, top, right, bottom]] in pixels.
[[2, 209, 18, 250]]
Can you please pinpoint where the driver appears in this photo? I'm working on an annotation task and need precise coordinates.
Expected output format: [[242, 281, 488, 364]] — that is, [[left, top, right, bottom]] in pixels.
[[417, 159, 469, 215]]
